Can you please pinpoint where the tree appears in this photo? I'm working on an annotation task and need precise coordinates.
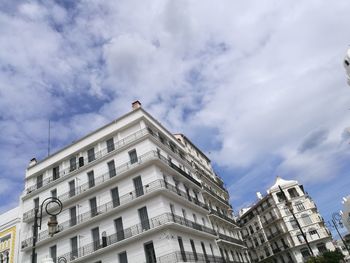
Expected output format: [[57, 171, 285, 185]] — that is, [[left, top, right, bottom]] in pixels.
[[306, 250, 345, 263]]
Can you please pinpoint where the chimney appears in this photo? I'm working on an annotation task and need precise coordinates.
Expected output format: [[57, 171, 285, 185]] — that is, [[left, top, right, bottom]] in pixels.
[[256, 192, 263, 200], [132, 100, 142, 110], [28, 158, 37, 168]]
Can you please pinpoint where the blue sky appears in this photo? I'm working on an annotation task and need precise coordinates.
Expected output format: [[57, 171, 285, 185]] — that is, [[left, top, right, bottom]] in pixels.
[[0, 0, 350, 234]]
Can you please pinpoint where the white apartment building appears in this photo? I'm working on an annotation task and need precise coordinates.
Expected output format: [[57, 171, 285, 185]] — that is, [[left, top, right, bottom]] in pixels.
[[19, 101, 248, 263], [238, 177, 334, 263], [342, 196, 350, 232], [0, 206, 21, 263]]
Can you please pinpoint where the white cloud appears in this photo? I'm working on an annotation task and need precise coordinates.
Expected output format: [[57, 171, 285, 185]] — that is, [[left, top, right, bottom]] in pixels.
[[0, 0, 350, 213]]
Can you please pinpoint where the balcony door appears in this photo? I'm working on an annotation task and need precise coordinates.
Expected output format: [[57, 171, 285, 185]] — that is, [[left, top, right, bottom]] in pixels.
[[144, 241, 156, 263], [138, 207, 150, 231]]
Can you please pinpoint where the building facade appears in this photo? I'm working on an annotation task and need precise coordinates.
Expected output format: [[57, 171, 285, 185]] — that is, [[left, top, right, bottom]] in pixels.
[[342, 195, 350, 232], [19, 101, 248, 263], [0, 207, 21, 263], [238, 177, 334, 263]]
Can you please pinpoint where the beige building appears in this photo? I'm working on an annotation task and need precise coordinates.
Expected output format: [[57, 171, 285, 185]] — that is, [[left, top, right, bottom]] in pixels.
[[0, 207, 21, 263], [238, 177, 334, 263]]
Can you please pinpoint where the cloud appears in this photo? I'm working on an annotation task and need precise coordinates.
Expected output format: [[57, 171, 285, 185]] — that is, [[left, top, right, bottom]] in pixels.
[[0, 0, 350, 221], [298, 128, 329, 153]]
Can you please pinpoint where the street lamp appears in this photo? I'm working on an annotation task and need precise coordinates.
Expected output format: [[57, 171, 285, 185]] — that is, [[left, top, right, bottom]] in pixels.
[[327, 212, 350, 255], [32, 197, 63, 263]]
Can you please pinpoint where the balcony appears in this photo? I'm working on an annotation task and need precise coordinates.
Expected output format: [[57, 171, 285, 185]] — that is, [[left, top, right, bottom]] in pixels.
[[23, 150, 202, 221], [195, 167, 228, 194], [24, 128, 150, 196], [202, 185, 231, 208], [54, 213, 216, 262], [266, 229, 284, 240], [209, 208, 237, 225], [217, 233, 246, 247], [21, 179, 208, 249], [154, 251, 237, 263]]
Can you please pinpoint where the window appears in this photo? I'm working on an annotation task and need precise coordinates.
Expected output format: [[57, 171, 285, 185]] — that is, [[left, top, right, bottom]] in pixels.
[[301, 214, 312, 225], [295, 201, 305, 211], [182, 209, 187, 219], [69, 180, 75, 197], [119, 251, 128, 263], [107, 160, 116, 178], [193, 214, 197, 223], [111, 187, 120, 207], [190, 240, 198, 261], [202, 217, 206, 226], [288, 187, 299, 198], [129, 149, 138, 164], [114, 217, 124, 241], [106, 138, 115, 153], [249, 225, 254, 234], [69, 206, 77, 226], [53, 166, 60, 180], [70, 236, 78, 260], [300, 248, 311, 259], [133, 176, 144, 197], [138, 207, 150, 231], [297, 234, 304, 243], [90, 197, 98, 217], [36, 174, 43, 189], [70, 157, 77, 172], [170, 204, 175, 215], [50, 245, 57, 263], [87, 171, 95, 188], [290, 219, 298, 229], [201, 242, 209, 262], [51, 189, 57, 198], [144, 241, 156, 263], [309, 229, 319, 238], [317, 243, 327, 253], [178, 237, 186, 262], [184, 185, 191, 201], [276, 192, 286, 202], [91, 227, 100, 251], [87, 148, 95, 162], [78, 156, 84, 167]]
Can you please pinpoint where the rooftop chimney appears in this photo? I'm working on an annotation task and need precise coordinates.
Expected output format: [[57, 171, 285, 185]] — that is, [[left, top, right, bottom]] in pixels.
[[28, 158, 37, 168], [132, 100, 142, 110], [256, 192, 263, 200]]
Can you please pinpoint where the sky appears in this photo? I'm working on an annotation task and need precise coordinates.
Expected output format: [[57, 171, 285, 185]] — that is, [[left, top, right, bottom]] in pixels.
[[0, 0, 350, 233]]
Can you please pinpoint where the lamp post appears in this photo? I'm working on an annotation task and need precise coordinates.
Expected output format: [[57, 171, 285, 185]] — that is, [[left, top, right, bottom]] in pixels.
[[31, 197, 63, 263], [328, 212, 350, 255]]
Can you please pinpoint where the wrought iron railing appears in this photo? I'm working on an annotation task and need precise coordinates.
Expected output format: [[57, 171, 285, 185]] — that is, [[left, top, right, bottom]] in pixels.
[[209, 208, 237, 225], [23, 150, 201, 221], [21, 179, 208, 249], [54, 213, 216, 262], [202, 185, 231, 206], [25, 128, 150, 195], [217, 233, 246, 247]]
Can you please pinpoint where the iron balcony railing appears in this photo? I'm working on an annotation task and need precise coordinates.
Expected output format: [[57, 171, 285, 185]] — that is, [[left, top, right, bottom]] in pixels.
[[209, 208, 237, 225], [21, 179, 208, 249], [195, 167, 228, 194], [217, 233, 246, 247], [154, 251, 230, 263], [54, 213, 216, 262], [266, 228, 284, 240], [25, 128, 150, 195], [202, 185, 231, 207], [23, 150, 202, 221]]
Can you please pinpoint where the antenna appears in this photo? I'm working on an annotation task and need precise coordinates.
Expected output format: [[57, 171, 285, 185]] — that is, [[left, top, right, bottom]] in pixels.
[[48, 120, 51, 156]]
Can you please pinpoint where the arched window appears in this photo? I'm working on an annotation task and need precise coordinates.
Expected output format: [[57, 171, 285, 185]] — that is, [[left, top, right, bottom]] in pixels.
[[0, 253, 4, 263]]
